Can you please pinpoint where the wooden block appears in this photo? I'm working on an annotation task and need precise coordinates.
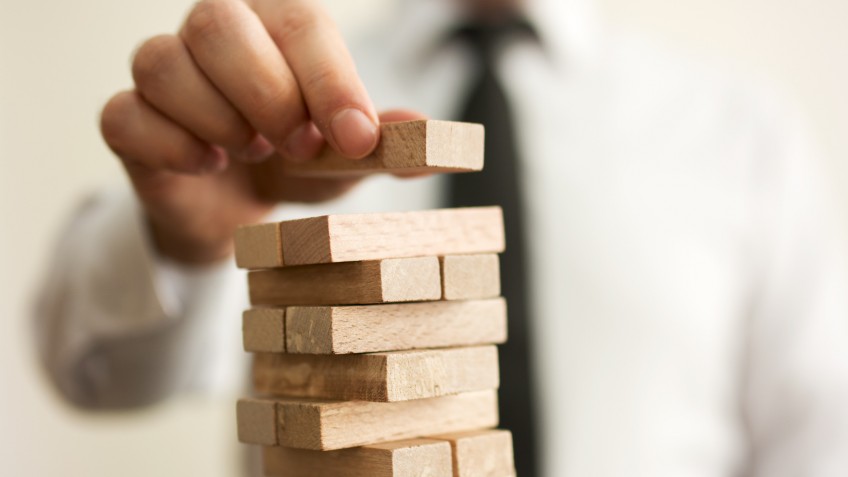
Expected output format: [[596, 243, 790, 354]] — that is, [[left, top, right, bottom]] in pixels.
[[440, 254, 501, 300], [280, 120, 484, 177], [242, 308, 285, 353], [235, 222, 283, 269], [237, 390, 499, 450], [236, 398, 278, 446], [284, 298, 507, 354], [248, 257, 441, 306], [262, 439, 453, 477], [432, 430, 516, 477], [235, 206, 504, 269], [252, 346, 499, 402]]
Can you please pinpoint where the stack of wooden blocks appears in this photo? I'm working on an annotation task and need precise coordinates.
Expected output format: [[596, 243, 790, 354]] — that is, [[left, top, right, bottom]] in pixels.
[[233, 120, 517, 477]]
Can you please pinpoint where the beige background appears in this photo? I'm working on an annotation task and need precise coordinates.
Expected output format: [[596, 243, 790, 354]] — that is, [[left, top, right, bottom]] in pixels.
[[1, 0, 846, 475]]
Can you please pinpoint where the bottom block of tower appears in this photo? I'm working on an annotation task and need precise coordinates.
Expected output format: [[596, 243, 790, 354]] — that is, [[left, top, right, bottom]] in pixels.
[[237, 390, 498, 451], [432, 429, 516, 477], [262, 439, 453, 477]]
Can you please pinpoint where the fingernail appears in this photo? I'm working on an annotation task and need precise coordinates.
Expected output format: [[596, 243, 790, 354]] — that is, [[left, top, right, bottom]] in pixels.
[[329, 108, 378, 158], [201, 146, 228, 174], [241, 134, 275, 163], [284, 122, 326, 162]]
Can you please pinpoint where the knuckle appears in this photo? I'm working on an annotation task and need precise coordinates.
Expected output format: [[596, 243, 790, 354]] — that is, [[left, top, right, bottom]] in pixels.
[[100, 92, 137, 153], [132, 35, 182, 89], [303, 60, 343, 94], [183, 0, 237, 44], [272, 5, 322, 45], [247, 84, 300, 141]]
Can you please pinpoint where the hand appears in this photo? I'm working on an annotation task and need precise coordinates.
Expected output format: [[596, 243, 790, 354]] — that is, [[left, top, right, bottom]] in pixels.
[[100, 0, 416, 264]]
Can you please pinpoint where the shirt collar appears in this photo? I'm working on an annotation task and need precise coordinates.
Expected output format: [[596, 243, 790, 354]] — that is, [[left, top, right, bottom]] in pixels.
[[385, 0, 601, 72]]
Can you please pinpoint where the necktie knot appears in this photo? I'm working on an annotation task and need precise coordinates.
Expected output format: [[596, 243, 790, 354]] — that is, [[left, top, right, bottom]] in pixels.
[[454, 17, 536, 62]]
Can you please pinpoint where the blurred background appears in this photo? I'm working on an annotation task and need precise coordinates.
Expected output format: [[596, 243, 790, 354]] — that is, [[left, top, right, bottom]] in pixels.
[[1, 0, 846, 475]]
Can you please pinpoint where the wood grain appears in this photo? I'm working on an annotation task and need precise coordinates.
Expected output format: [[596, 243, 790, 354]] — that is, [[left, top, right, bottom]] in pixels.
[[280, 120, 484, 177], [262, 439, 453, 477], [252, 346, 499, 402], [440, 254, 501, 300], [432, 430, 516, 477], [242, 308, 285, 353], [248, 257, 441, 306], [237, 390, 499, 450], [284, 298, 507, 354], [234, 222, 284, 269], [234, 207, 504, 269]]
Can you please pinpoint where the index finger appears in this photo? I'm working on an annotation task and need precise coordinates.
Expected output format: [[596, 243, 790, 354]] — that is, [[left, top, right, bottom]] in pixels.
[[252, 0, 380, 159]]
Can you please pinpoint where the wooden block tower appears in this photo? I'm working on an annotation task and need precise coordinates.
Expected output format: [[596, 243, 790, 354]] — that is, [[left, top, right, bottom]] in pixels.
[[234, 120, 517, 477]]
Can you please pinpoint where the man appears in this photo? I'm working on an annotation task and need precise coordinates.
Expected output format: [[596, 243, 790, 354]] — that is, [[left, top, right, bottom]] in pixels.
[[34, 0, 848, 475]]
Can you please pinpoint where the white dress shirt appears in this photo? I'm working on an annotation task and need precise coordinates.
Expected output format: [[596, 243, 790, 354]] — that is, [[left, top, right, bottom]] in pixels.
[[34, 0, 848, 476]]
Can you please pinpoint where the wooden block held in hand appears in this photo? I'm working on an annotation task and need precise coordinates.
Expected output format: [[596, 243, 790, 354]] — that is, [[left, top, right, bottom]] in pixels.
[[432, 430, 516, 477], [281, 120, 484, 177], [253, 346, 499, 402], [262, 439, 453, 477], [242, 308, 285, 353], [248, 257, 441, 306], [235, 223, 284, 269], [237, 390, 499, 450], [235, 207, 504, 269], [440, 254, 501, 300], [284, 298, 507, 354]]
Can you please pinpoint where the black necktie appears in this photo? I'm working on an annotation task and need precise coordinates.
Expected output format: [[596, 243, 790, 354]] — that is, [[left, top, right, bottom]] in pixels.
[[448, 19, 539, 477]]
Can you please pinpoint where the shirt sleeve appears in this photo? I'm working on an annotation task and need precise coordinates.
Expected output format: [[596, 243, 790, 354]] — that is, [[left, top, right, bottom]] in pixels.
[[745, 103, 848, 476], [32, 187, 248, 410]]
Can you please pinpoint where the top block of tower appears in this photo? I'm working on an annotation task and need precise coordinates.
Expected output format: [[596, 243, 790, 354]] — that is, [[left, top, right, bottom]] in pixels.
[[235, 206, 505, 269], [281, 120, 484, 177]]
